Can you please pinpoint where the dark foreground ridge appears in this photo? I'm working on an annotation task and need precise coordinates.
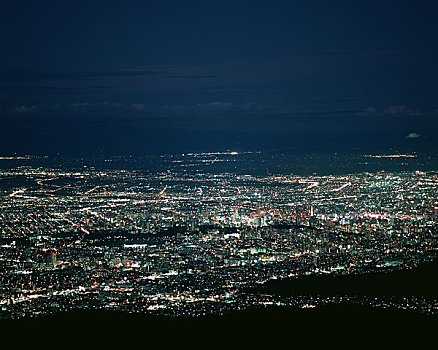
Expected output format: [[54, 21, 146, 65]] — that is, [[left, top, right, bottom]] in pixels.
[[2, 305, 437, 347], [256, 256, 438, 297]]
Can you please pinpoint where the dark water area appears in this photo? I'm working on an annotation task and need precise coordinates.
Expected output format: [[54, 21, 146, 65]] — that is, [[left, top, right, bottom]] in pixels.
[[256, 256, 438, 298]]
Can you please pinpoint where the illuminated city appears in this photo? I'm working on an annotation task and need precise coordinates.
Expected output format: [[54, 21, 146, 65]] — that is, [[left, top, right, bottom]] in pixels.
[[1, 152, 437, 319]]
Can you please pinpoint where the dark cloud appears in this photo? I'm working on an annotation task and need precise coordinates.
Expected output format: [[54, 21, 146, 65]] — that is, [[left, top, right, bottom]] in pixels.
[[163, 75, 219, 79], [160, 101, 260, 113], [383, 105, 422, 117], [356, 105, 433, 118], [56, 102, 150, 114], [0, 68, 166, 81], [130, 104, 147, 111], [356, 107, 377, 117]]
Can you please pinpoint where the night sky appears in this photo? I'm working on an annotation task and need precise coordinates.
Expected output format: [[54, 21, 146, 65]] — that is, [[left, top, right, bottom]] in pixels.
[[1, 0, 437, 155]]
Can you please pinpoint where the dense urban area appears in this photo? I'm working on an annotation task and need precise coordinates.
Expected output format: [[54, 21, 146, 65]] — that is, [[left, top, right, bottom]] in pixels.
[[0, 152, 437, 319]]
